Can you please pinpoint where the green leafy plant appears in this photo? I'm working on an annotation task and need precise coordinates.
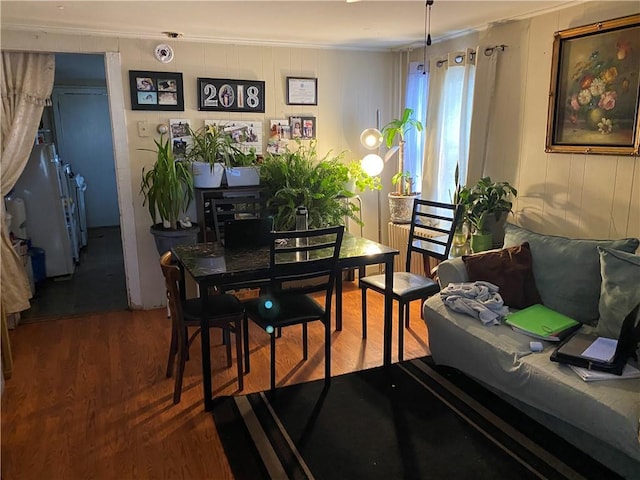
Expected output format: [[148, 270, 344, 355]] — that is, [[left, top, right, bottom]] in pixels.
[[347, 160, 382, 192], [231, 147, 262, 167], [260, 140, 361, 231], [381, 107, 423, 195], [185, 124, 240, 168], [140, 135, 194, 230], [457, 177, 518, 234]]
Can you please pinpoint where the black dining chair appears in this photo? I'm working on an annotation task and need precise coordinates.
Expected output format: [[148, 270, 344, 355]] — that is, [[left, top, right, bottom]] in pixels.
[[160, 251, 245, 404], [243, 225, 345, 391], [360, 199, 461, 361]]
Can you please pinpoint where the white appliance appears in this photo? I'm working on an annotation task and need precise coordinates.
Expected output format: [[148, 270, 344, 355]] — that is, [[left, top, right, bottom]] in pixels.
[[11, 143, 79, 277]]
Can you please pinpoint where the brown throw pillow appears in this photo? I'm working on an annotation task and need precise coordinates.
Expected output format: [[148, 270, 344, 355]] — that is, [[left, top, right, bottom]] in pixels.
[[462, 242, 541, 309]]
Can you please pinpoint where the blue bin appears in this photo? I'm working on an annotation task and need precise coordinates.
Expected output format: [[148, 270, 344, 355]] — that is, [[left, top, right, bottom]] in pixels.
[[29, 247, 46, 283]]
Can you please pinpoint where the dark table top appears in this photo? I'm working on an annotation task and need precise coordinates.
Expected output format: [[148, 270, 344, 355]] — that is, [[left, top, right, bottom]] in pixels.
[[172, 232, 398, 285]]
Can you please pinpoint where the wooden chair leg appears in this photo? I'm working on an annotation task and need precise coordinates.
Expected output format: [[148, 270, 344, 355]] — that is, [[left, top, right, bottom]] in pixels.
[[173, 343, 187, 404], [234, 319, 243, 391], [166, 326, 178, 378], [361, 287, 368, 339]]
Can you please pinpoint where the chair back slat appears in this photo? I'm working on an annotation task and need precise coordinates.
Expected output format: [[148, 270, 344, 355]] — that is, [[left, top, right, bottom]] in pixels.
[[406, 199, 462, 271], [212, 194, 267, 243], [268, 226, 344, 302]]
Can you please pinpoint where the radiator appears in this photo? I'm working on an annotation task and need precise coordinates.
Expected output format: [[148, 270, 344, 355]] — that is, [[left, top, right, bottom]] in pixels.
[[387, 223, 426, 275]]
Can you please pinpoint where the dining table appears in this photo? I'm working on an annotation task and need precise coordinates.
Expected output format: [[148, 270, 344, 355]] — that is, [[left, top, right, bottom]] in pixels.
[[172, 232, 399, 411]]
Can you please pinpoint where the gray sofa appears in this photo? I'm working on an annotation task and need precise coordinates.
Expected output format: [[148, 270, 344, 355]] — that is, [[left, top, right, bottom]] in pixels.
[[422, 223, 640, 479]]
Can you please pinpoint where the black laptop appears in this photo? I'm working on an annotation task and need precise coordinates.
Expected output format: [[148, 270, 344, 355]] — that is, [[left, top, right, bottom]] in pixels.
[[550, 303, 640, 375], [222, 217, 273, 249]]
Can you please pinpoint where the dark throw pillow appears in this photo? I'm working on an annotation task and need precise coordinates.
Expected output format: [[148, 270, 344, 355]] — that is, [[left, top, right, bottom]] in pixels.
[[462, 242, 541, 309]]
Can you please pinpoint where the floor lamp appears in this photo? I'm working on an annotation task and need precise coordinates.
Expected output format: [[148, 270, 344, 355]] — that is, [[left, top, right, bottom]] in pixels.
[[359, 119, 400, 246]]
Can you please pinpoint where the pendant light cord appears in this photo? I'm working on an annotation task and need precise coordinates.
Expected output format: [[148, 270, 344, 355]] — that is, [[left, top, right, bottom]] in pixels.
[[423, 0, 434, 74]]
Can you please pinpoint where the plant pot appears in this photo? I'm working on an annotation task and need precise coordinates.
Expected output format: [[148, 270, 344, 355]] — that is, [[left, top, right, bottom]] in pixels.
[[224, 166, 260, 187], [192, 161, 224, 188], [150, 224, 199, 256], [388, 193, 418, 224], [470, 232, 492, 253], [483, 211, 509, 248]]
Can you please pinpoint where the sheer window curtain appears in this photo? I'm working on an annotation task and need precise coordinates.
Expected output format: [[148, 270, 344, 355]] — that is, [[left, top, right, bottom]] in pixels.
[[1, 52, 55, 314], [421, 47, 499, 203], [404, 61, 428, 192]]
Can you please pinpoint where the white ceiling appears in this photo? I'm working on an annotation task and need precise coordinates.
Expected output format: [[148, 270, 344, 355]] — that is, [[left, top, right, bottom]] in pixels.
[[1, 0, 583, 50]]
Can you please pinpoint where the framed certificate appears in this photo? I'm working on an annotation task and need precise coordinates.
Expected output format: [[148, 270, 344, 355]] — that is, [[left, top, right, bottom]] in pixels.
[[286, 77, 318, 106]]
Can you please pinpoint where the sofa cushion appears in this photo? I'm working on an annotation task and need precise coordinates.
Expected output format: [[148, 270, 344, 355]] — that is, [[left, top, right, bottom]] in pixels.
[[462, 242, 541, 309], [597, 247, 640, 339], [503, 223, 639, 325]]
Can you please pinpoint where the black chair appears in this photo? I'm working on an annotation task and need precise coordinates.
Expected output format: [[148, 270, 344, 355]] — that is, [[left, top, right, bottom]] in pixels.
[[211, 194, 266, 244], [243, 225, 345, 391], [160, 251, 244, 404], [360, 199, 461, 361]]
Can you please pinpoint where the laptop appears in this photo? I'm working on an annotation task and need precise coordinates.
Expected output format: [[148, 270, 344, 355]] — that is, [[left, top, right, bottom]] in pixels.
[[550, 303, 640, 375], [222, 217, 273, 249]]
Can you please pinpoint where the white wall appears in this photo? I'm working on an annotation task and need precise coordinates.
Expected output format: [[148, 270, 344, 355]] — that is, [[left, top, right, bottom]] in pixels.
[[409, 1, 639, 240], [1, 30, 399, 308]]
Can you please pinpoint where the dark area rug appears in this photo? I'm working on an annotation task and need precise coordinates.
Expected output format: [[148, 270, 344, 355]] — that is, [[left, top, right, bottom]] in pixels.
[[212, 357, 619, 480]]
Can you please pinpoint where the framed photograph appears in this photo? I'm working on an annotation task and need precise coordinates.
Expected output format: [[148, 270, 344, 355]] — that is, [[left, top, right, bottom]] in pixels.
[[545, 14, 640, 155], [286, 77, 317, 105], [129, 71, 184, 111], [197, 78, 265, 113], [267, 119, 291, 154]]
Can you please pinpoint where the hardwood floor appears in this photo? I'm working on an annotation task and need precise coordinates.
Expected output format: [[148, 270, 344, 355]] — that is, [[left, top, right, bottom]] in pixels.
[[1, 281, 430, 480]]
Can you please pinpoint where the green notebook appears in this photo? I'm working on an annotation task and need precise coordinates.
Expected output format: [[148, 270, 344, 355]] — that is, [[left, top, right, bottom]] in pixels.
[[505, 304, 580, 341]]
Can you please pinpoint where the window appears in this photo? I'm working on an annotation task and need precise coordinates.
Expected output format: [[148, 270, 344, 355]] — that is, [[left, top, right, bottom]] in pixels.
[[404, 62, 428, 192]]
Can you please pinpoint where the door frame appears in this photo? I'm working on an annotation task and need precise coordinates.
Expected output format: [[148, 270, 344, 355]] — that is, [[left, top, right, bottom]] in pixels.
[[104, 52, 141, 309]]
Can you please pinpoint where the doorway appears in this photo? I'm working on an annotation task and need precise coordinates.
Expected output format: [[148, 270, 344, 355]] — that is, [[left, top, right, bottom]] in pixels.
[[19, 53, 128, 322]]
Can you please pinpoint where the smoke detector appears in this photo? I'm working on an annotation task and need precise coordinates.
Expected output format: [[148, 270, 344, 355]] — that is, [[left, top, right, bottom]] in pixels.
[[154, 44, 174, 63]]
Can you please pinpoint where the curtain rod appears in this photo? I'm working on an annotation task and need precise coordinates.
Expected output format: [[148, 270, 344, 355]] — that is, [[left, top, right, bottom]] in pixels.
[[433, 44, 507, 68]]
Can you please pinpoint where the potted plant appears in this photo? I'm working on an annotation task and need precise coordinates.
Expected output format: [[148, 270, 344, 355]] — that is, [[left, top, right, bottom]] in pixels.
[[140, 135, 198, 255], [226, 145, 262, 187], [260, 140, 361, 231], [186, 124, 238, 188], [381, 107, 423, 223], [458, 177, 518, 253]]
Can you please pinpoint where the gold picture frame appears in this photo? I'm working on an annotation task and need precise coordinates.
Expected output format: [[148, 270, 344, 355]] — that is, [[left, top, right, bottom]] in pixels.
[[545, 14, 640, 156]]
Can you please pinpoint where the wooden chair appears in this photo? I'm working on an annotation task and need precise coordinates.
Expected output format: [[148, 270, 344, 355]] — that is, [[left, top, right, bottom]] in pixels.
[[360, 199, 461, 361], [243, 225, 345, 391], [160, 251, 244, 404]]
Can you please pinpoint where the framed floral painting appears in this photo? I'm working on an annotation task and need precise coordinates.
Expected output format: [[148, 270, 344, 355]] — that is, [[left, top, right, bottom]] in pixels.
[[545, 14, 640, 156]]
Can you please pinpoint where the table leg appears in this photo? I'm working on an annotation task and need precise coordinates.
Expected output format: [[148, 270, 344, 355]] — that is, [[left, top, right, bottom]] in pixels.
[[200, 284, 213, 411], [383, 258, 394, 366], [336, 269, 343, 331]]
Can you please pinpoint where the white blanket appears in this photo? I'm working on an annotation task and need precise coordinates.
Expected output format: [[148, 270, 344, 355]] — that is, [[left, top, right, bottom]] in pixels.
[[440, 281, 508, 326]]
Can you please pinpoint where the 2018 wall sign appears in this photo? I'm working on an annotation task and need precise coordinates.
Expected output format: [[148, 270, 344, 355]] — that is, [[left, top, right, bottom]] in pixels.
[[197, 78, 265, 113]]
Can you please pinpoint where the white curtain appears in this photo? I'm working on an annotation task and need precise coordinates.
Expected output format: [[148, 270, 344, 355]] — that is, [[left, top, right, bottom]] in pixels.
[[421, 46, 499, 203], [404, 61, 428, 192], [1, 52, 55, 314]]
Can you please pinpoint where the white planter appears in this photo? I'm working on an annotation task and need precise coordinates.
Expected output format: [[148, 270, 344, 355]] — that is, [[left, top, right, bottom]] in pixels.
[[192, 161, 224, 188], [224, 166, 261, 187], [388, 193, 418, 224]]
